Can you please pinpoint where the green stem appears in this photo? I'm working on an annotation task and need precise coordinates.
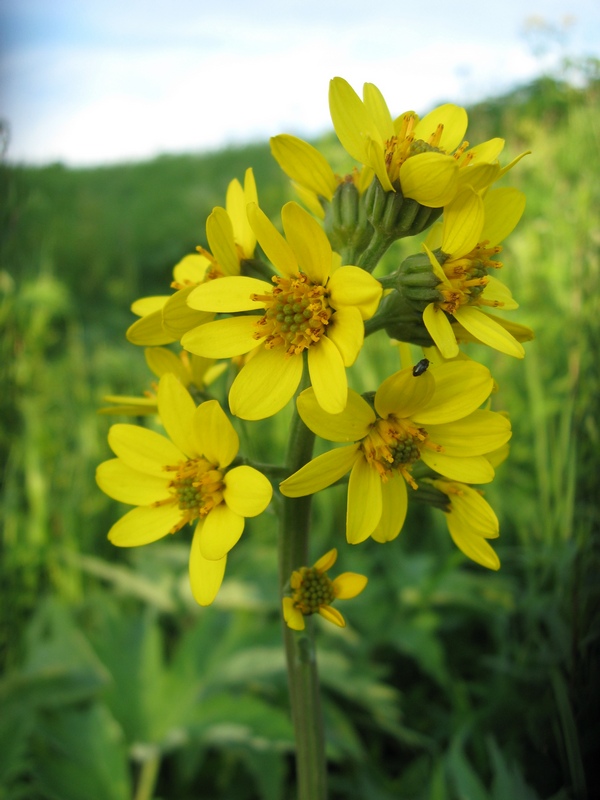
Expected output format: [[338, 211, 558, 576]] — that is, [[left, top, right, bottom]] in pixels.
[[279, 362, 327, 800], [356, 229, 395, 273], [134, 753, 160, 800]]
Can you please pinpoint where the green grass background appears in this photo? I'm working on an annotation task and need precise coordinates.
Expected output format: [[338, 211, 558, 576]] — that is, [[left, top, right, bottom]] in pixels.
[[1, 72, 599, 799]]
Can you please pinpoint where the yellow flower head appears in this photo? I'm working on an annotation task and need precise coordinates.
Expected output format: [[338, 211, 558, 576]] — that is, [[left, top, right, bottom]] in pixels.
[[422, 186, 527, 359], [96, 373, 273, 605], [126, 169, 258, 346], [329, 78, 525, 208], [282, 548, 368, 631], [181, 201, 382, 420], [428, 478, 501, 570], [280, 362, 511, 545]]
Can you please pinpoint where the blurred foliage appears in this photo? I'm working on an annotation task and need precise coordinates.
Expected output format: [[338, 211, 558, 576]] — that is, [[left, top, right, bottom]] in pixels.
[[1, 70, 599, 799]]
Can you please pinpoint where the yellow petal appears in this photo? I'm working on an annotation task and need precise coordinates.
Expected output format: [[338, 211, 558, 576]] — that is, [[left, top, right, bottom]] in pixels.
[[126, 310, 175, 346], [157, 373, 197, 458], [270, 135, 337, 200], [131, 296, 169, 317], [189, 522, 227, 605], [453, 307, 525, 358], [280, 445, 360, 498], [329, 77, 374, 162], [108, 424, 185, 476], [307, 337, 347, 415], [423, 244, 452, 287], [413, 361, 493, 425], [400, 153, 458, 207], [414, 103, 468, 153], [481, 188, 526, 245], [96, 459, 170, 505], [181, 315, 262, 358], [362, 82, 394, 141], [162, 286, 214, 340], [313, 548, 337, 572], [292, 181, 326, 219], [193, 399, 239, 467], [370, 473, 407, 542], [108, 503, 180, 547], [172, 253, 211, 285], [282, 598, 305, 630], [460, 138, 504, 165], [226, 172, 256, 258], [206, 207, 239, 276], [333, 572, 368, 599], [374, 367, 435, 419], [145, 347, 189, 384], [328, 265, 382, 320], [483, 276, 519, 310], [365, 136, 394, 192], [423, 303, 459, 358], [198, 503, 245, 560], [297, 387, 373, 442], [446, 516, 500, 570], [420, 450, 495, 484], [347, 457, 382, 544], [187, 275, 269, 312], [281, 202, 331, 285], [455, 162, 501, 194], [229, 346, 303, 420], [427, 411, 511, 456], [318, 605, 346, 627], [247, 202, 298, 277], [326, 307, 364, 367], [224, 465, 273, 517], [442, 188, 484, 258]]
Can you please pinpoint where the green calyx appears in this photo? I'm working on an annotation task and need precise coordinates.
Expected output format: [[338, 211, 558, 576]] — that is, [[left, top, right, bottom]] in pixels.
[[363, 176, 443, 240]]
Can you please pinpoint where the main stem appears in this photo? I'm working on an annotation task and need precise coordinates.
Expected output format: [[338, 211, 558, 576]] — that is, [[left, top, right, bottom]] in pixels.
[[278, 364, 327, 800]]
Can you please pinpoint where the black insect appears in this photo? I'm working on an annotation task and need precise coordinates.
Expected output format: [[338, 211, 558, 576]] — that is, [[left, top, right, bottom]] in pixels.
[[412, 358, 430, 377]]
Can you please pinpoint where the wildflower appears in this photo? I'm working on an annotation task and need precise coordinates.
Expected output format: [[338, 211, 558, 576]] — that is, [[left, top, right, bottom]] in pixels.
[[127, 169, 259, 346], [181, 201, 382, 420], [329, 77, 524, 208], [282, 549, 367, 631], [96, 374, 273, 605], [428, 477, 501, 570], [422, 186, 526, 358], [280, 362, 511, 544]]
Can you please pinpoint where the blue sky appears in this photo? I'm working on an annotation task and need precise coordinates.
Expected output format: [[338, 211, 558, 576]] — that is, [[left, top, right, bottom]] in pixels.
[[1, 0, 598, 165]]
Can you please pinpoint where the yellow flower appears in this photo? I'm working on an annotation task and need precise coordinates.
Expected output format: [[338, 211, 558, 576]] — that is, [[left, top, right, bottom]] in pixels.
[[96, 373, 273, 605], [280, 362, 511, 545], [428, 478, 501, 570], [127, 169, 259, 346], [270, 134, 372, 219], [282, 548, 368, 631], [422, 186, 527, 358], [181, 201, 382, 420], [329, 78, 525, 208], [98, 348, 226, 416]]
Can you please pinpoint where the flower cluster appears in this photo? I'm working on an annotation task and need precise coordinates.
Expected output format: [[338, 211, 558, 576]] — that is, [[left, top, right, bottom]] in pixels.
[[96, 76, 530, 625]]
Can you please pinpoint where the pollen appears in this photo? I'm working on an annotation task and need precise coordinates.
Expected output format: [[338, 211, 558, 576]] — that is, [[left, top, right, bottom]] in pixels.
[[361, 416, 441, 489], [290, 566, 336, 615], [251, 273, 332, 356], [156, 457, 225, 533], [438, 241, 503, 314]]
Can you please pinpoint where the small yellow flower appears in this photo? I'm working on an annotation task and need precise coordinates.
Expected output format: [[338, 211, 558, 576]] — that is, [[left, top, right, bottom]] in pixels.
[[428, 478, 501, 570], [328, 78, 525, 208], [282, 549, 367, 631], [96, 373, 273, 605], [422, 186, 527, 358], [127, 169, 259, 346], [181, 201, 382, 420], [280, 362, 511, 544]]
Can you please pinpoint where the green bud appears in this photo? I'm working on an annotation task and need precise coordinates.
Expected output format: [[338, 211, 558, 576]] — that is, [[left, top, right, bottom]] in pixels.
[[395, 252, 445, 312], [363, 176, 443, 240], [324, 179, 373, 256]]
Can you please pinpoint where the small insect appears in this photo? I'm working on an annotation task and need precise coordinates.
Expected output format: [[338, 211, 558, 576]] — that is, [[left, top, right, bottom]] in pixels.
[[412, 358, 430, 377]]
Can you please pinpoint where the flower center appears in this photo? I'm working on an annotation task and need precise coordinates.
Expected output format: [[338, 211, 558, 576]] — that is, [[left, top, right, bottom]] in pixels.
[[291, 567, 336, 615], [251, 273, 332, 355], [155, 457, 225, 533], [437, 241, 503, 315], [361, 416, 441, 489]]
